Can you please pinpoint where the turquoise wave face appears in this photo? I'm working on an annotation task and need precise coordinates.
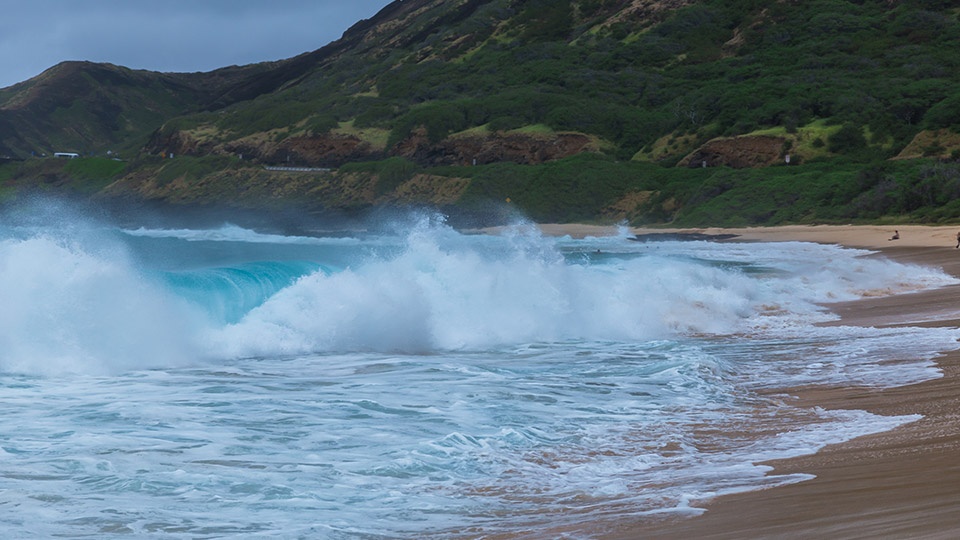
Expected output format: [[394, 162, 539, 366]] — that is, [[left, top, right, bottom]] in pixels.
[[160, 261, 331, 324]]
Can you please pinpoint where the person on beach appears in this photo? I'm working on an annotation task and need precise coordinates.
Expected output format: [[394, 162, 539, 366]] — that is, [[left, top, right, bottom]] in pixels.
[[889, 230, 899, 241], [955, 231, 959, 248]]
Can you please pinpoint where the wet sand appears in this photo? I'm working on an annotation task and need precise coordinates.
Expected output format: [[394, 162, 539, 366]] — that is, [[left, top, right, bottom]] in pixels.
[[610, 247, 960, 539], [516, 224, 960, 539]]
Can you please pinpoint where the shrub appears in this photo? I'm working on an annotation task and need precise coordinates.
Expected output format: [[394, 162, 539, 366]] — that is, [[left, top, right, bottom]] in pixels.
[[388, 103, 468, 147], [923, 96, 960, 130], [828, 124, 867, 154], [354, 103, 399, 128]]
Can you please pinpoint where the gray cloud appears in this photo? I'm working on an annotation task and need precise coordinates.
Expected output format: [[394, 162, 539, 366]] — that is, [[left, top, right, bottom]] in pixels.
[[0, 0, 392, 88]]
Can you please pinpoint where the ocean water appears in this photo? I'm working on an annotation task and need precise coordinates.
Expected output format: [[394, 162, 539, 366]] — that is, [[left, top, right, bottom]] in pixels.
[[1, 208, 958, 538]]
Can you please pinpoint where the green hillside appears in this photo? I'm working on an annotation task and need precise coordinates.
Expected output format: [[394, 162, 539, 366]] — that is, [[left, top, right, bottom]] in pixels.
[[3, 0, 960, 226]]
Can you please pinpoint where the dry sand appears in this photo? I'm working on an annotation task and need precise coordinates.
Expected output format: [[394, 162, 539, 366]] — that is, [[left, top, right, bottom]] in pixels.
[[530, 222, 960, 250], [511, 224, 960, 539]]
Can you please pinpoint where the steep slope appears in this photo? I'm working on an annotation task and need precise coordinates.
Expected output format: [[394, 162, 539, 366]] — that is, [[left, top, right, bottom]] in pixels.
[[144, 0, 960, 169], [144, 0, 711, 166]]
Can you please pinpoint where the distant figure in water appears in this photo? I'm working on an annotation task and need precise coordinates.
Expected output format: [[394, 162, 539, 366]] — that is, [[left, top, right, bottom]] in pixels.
[[889, 230, 900, 241]]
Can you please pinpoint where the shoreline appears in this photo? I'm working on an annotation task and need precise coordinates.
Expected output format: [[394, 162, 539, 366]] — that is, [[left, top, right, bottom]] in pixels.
[[512, 224, 960, 538], [614, 247, 960, 539], [522, 222, 960, 250]]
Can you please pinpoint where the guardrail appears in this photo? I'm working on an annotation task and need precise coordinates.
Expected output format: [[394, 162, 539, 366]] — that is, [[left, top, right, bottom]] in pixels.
[[264, 166, 331, 172]]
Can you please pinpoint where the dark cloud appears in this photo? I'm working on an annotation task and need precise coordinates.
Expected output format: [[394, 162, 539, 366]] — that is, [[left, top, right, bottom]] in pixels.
[[0, 0, 392, 88]]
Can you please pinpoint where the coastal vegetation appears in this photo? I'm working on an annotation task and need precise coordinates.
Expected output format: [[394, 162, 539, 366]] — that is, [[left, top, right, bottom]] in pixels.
[[2, 0, 960, 227]]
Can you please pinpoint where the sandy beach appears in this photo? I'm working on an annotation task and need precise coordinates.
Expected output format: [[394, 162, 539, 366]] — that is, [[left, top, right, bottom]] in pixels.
[[531, 222, 960, 250], [519, 224, 960, 539]]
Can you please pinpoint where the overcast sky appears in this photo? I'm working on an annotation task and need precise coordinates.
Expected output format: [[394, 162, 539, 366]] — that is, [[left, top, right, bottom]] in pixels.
[[0, 0, 394, 89]]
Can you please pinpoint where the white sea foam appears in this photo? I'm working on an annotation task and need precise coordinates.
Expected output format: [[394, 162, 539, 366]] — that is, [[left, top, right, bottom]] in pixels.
[[122, 223, 361, 245], [4, 217, 957, 379], [2, 210, 960, 537], [209, 219, 958, 360], [0, 234, 200, 375]]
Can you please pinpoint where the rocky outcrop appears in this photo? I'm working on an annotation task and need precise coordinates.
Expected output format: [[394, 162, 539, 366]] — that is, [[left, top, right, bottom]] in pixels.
[[246, 134, 382, 167], [148, 126, 599, 168], [145, 130, 384, 167], [393, 129, 598, 166], [680, 135, 788, 168]]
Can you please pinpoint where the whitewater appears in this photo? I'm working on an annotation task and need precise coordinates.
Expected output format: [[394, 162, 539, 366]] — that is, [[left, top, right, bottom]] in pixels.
[[1, 207, 958, 538]]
